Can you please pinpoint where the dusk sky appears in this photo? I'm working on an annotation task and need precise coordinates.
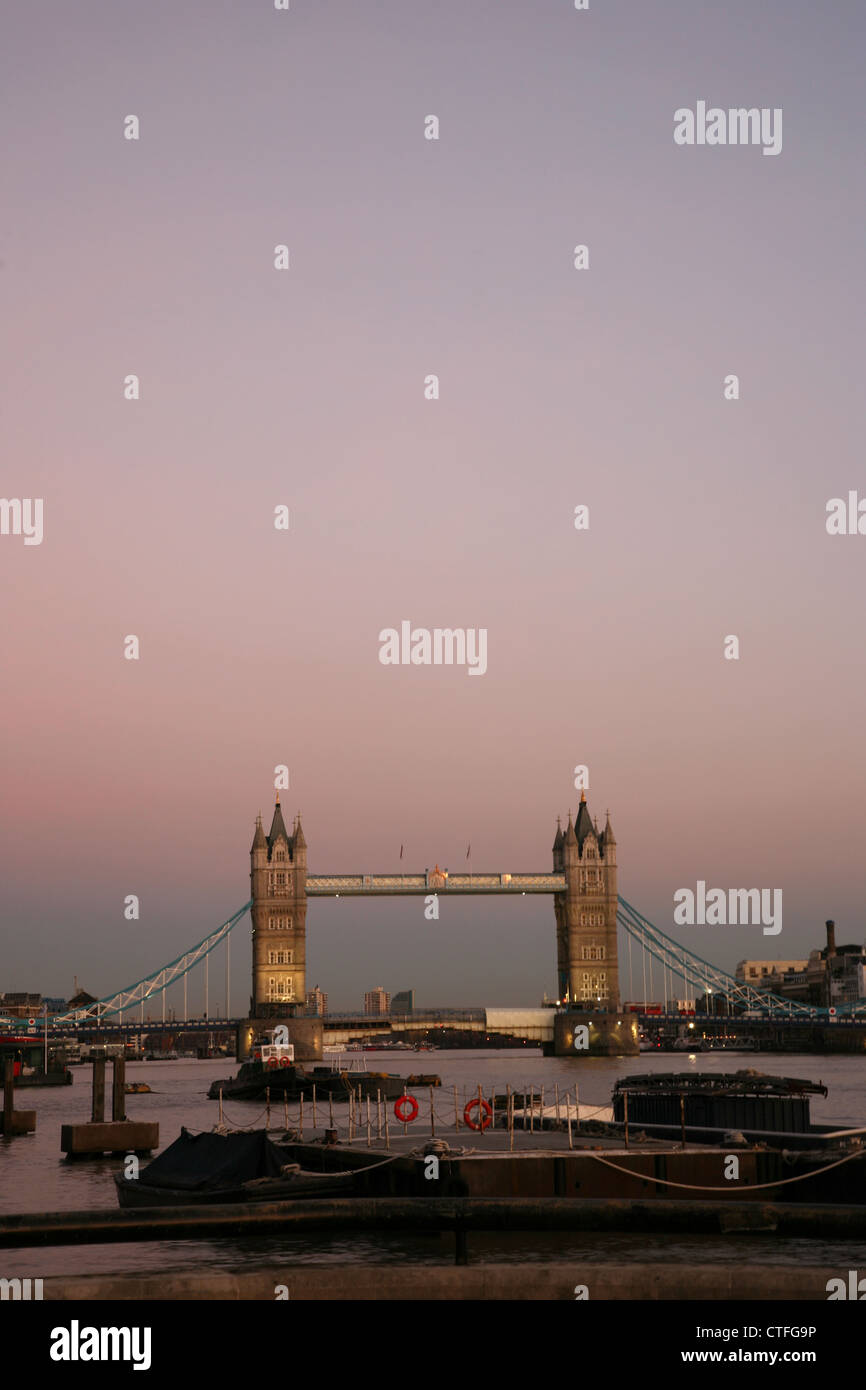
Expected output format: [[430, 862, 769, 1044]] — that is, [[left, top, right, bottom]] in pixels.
[[2, 1, 864, 1013]]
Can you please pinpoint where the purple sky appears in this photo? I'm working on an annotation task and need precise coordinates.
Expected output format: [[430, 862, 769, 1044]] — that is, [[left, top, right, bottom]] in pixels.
[[2, 1, 865, 1012]]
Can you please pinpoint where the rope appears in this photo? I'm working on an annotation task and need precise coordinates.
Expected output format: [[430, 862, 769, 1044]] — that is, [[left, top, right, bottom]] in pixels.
[[585, 1146, 866, 1192]]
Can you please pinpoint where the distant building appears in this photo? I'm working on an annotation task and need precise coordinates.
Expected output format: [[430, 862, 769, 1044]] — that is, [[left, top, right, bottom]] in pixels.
[[735, 958, 809, 1001], [364, 986, 390, 1016], [391, 989, 415, 1014], [305, 984, 328, 1017], [0, 992, 42, 1018], [737, 923, 866, 1008]]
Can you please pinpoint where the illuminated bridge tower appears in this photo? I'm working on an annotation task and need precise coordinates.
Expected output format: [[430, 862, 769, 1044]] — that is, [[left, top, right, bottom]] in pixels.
[[250, 798, 307, 1018], [554, 793, 620, 1011]]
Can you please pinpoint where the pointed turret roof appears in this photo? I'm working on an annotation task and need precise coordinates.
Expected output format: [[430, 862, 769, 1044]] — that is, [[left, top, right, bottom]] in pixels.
[[251, 813, 266, 853], [575, 792, 596, 845], [602, 810, 616, 846], [564, 811, 578, 847], [267, 796, 291, 847], [552, 816, 564, 852], [293, 813, 306, 849]]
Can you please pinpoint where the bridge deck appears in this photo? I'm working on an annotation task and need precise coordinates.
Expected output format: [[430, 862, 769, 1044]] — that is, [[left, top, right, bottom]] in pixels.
[[305, 873, 566, 895]]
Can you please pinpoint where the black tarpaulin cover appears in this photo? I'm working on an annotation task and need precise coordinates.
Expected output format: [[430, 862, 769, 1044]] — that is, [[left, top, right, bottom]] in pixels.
[[137, 1128, 287, 1191]]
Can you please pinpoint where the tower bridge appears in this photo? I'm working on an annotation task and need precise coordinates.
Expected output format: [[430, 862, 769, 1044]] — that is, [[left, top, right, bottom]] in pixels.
[[250, 792, 619, 1019], [5, 794, 864, 1049]]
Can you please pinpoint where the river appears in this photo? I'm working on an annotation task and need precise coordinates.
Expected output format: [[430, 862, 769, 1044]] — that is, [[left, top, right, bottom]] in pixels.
[[2, 1050, 865, 1281]]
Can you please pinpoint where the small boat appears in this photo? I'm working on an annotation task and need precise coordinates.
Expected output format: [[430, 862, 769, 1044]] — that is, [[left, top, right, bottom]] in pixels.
[[124, 1082, 152, 1094], [208, 1032, 427, 1103], [114, 1128, 357, 1207]]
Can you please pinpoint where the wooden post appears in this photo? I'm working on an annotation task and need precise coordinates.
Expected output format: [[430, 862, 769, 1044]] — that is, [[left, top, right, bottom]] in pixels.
[[623, 1089, 629, 1149], [91, 1057, 106, 1123], [3, 1060, 13, 1119], [112, 1056, 126, 1122], [555, 1082, 561, 1127]]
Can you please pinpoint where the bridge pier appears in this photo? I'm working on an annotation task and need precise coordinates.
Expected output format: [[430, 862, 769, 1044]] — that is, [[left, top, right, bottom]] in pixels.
[[553, 1011, 638, 1057], [236, 1017, 323, 1063]]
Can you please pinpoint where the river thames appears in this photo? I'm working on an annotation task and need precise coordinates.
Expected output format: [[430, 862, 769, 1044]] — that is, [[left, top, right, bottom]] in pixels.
[[2, 1050, 865, 1282]]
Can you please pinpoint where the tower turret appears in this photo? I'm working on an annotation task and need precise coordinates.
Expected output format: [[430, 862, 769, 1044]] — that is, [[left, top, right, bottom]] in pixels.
[[250, 799, 308, 1019]]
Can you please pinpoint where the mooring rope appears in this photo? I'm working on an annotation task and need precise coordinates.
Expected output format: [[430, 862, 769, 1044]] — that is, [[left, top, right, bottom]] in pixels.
[[585, 1146, 865, 1192]]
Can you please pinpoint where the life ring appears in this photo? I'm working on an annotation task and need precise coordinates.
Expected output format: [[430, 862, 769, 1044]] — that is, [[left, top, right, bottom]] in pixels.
[[394, 1094, 419, 1123], [464, 1097, 492, 1131], [266, 1058, 279, 1070], [279, 1057, 291, 1069]]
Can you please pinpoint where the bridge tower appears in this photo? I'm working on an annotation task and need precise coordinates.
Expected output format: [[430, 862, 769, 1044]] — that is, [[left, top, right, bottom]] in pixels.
[[554, 794, 620, 1010], [249, 798, 307, 1017]]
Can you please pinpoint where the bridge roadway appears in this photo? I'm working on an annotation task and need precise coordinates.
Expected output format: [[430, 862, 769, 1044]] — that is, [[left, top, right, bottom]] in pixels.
[[38, 1009, 557, 1045], [29, 1010, 866, 1051]]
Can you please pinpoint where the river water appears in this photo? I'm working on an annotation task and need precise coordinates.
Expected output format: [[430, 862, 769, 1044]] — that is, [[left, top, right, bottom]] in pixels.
[[2, 1050, 865, 1281]]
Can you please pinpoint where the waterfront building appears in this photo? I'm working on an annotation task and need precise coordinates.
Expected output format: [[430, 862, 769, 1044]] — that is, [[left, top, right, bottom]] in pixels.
[[392, 989, 415, 1013], [305, 984, 328, 1016], [364, 986, 390, 1016]]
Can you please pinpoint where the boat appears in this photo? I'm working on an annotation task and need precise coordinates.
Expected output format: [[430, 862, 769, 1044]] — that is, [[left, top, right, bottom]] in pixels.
[[125, 1082, 152, 1094], [0, 1034, 73, 1086], [114, 1128, 357, 1208], [208, 1032, 428, 1103]]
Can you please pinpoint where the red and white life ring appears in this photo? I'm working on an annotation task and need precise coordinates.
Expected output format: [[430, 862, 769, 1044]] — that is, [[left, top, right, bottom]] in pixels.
[[463, 1097, 492, 1131], [394, 1094, 419, 1123], [266, 1058, 279, 1070], [279, 1057, 291, 1069]]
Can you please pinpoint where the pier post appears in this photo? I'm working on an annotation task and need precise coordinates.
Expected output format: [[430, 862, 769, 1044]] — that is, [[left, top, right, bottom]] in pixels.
[[112, 1056, 126, 1122], [0, 1059, 35, 1135], [91, 1058, 106, 1123]]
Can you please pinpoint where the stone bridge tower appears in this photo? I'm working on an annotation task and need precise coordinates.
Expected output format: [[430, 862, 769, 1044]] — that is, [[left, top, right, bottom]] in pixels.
[[553, 793, 619, 1010], [250, 798, 307, 1017]]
